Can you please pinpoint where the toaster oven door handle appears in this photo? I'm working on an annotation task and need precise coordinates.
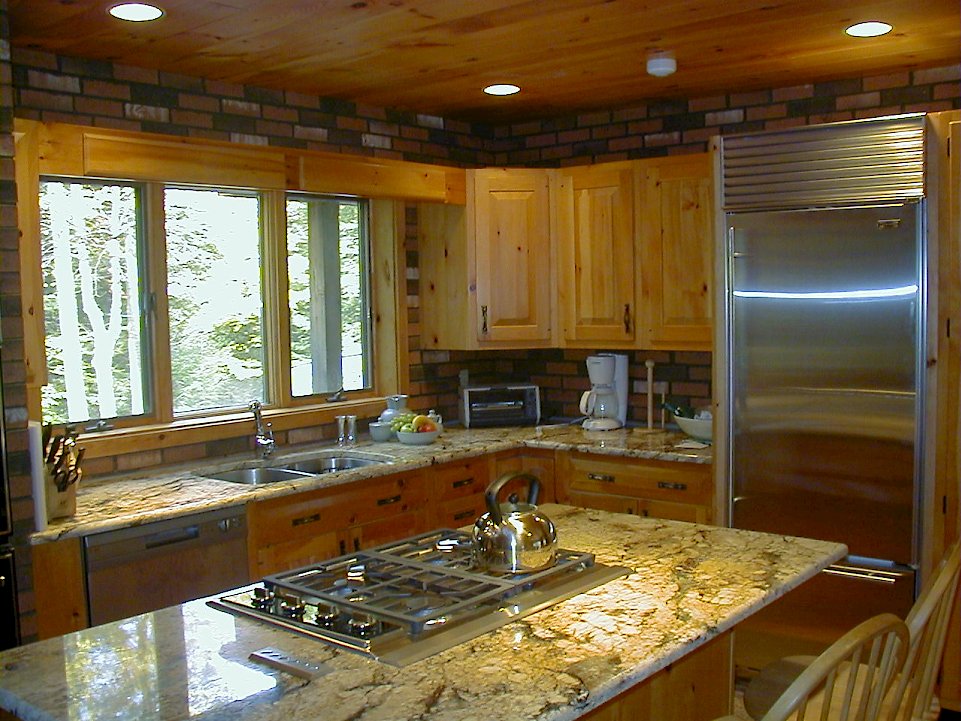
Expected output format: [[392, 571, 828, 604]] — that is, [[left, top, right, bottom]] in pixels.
[[471, 401, 523, 410]]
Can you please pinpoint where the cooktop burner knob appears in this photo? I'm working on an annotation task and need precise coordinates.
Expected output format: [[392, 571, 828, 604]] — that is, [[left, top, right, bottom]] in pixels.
[[314, 602, 341, 626], [251, 587, 274, 609], [348, 610, 380, 637], [277, 594, 306, 620]]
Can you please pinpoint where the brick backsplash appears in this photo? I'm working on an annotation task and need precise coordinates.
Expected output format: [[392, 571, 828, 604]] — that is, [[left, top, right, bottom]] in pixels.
[[3, 41, 960, 642]]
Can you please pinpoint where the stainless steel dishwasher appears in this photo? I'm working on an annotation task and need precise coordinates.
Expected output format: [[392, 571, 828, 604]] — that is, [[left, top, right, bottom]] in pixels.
[[84, 506, 248, 626]]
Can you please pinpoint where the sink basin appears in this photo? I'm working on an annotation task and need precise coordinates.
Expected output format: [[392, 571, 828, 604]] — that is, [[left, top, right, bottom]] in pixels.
[[275, 454, 388, 475], [205, 467, 314, 485], [205, 452, 391, 485]]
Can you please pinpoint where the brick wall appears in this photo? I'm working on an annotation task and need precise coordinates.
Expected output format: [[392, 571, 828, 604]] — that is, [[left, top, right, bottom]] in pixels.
[[0, 0, 31, 641], [491, 66, 961, 166], [11, 48, 493, 167]]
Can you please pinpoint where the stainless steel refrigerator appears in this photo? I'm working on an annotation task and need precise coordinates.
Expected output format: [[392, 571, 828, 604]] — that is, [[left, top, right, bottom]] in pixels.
[[718, 115, 928, 671]]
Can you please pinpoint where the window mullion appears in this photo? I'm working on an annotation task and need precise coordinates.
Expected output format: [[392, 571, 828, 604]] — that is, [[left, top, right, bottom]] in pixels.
[[146, 182, 174, 424], [262, 190, 291, 408]]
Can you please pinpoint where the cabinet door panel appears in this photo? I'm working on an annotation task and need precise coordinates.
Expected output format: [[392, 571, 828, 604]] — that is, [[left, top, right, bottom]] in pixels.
[[253, 531, 341, 577], [472, 169, 553, 344], [639, 154, 714, 348], [556, 163, 635, 344], [567, 490, 639, 516]]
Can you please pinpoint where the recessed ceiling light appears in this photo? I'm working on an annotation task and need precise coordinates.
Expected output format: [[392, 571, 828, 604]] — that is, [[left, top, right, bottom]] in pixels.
[[483, 84, 521, 96], [109, 3, 164, 22], [845, 21, 893, 38]]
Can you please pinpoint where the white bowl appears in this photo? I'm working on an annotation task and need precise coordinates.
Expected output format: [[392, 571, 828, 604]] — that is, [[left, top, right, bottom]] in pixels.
[[675, 414, 712, 442], [396, 429, 440, 445], [368, 421, 395, 442]]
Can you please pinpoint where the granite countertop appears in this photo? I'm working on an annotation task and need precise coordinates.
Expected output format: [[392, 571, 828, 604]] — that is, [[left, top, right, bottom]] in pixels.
[[1, 505, 844, 721], [33, 425, 711, 544]]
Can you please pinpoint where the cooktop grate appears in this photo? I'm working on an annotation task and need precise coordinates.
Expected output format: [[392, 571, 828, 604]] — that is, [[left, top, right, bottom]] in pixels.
[[263, 528, 595, 634]]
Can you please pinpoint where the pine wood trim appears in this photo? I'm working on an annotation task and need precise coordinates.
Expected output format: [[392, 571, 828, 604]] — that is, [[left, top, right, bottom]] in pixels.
[[145, 183, 173, 425], [32, 121, 466, 203], [13, 119, 46, 420], [32, 538, 88, 639], [262, 190, 291, 406], [292, 152, 466, 203], [370, 199, 409, 394]]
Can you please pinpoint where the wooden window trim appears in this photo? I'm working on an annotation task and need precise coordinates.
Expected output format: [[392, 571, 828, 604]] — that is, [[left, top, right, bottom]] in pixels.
[[15, 119, 417, 455]]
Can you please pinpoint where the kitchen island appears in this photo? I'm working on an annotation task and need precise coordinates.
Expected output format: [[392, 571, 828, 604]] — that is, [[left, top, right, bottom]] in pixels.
[[2, 505, 845, 721]]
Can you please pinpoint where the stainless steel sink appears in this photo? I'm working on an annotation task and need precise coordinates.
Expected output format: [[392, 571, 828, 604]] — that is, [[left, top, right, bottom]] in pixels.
[[277, 454, 387, 474], [204, 467, 314, 485], [205, 452, 390, 485]]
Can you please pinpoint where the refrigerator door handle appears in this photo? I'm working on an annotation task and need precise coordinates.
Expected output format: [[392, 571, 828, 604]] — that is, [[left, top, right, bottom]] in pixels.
[[821, 565, 912, 585]]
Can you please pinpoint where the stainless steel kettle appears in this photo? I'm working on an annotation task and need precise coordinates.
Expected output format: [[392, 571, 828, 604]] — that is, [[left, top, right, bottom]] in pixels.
[[472, 472, 557, 574]]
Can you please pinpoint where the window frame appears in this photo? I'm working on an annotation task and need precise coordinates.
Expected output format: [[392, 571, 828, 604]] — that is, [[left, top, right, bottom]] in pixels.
[[17, 121, 417, 458], [283, 192, 375, 403]]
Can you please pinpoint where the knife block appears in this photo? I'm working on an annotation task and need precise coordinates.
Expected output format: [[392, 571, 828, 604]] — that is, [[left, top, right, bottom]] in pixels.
[[44, 467, 77, 521]]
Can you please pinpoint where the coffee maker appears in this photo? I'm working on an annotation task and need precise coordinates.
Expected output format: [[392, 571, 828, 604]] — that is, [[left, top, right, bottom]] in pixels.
[[579, 354, 628, 430]]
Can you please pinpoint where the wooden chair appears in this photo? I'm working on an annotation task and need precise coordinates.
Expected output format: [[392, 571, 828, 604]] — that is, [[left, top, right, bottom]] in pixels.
[[744, 543, 961, 721], [714, 613, 909, 721]]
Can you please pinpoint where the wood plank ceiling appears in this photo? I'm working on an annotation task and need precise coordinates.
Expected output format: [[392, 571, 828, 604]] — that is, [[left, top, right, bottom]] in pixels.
[[8, 0, 961, 124]]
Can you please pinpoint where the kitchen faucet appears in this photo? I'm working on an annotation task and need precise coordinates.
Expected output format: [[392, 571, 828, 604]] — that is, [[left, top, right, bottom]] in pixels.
[[248, 400, 275, 458]]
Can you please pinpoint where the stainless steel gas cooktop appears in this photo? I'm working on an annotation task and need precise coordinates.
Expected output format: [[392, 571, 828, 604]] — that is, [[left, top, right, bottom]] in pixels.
[[210, 528, 630, 666]]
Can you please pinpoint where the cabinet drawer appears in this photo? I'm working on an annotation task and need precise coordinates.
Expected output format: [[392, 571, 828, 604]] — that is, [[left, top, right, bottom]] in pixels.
[[249, 472, 426, 546], [436, 494, 487, 529], [431, 457, 491, 501], [568, 454, 711, 504]]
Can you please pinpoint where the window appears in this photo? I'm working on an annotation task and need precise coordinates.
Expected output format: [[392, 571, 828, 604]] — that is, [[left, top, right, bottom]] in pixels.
[[286, 194, 372, 398], [164, 187, 265, 414], [39, 179, 150, 425], [39, 179, 381, 429]]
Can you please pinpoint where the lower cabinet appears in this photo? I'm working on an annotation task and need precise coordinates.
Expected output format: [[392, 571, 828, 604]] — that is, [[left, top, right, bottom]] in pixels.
[[247, 470, 428, 577], [428, 456, 492, 529], [490, 447, 556, 503], [583, 631, 732, 721], [558, 451, 713, 524]]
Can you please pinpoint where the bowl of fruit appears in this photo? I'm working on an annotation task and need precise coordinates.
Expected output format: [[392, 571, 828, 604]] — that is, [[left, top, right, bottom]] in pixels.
[[390, 412, 441, 445]]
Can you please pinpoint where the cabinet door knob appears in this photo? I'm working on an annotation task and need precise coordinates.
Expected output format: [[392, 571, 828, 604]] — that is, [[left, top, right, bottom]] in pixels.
[[481, 305, 489, 334], [623, 303, 631, 333], [588, 472, 615, 483]]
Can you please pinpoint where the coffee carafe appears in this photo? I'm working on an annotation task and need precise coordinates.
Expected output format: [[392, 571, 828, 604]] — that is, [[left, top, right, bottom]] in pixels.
[[579, 354, 628, 431]]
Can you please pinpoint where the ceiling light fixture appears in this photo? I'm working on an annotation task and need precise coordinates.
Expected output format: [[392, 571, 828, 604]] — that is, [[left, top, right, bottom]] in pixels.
[[483, 84, 521, 96], [845, 21, 893, 38], [109, 3, 164, 22], [646, 52, 676, 78]]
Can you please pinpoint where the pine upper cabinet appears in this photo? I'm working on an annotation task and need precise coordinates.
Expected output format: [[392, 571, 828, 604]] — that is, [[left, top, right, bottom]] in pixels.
[[554, 162, 636, 346], [637, 153, 714, 349], [420, 168, 553, 349], [472, 168, 553, 345]]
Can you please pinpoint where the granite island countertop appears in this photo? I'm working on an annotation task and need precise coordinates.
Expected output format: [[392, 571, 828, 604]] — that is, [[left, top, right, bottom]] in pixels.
[[2, 505, 844, 721], [33, 425, 711, 543]]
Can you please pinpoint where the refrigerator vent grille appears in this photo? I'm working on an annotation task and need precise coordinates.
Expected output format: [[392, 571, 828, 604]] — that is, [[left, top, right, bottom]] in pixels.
[[721, 115, 925, 210]]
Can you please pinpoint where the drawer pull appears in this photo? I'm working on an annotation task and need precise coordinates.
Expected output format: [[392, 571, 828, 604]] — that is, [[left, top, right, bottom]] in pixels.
[[377, 494, 402, 506], [657, 481, 688, 491], [292, 513, 321, 527], [453, 509, 476, 521], [452, 478, 474, 488], [588, 473, 615, 483]]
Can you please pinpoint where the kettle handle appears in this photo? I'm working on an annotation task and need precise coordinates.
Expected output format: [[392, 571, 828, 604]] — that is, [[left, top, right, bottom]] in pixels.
[[484, 472, 541, 523]]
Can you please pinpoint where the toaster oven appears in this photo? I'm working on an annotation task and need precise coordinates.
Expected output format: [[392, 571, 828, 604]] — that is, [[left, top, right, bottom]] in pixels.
[[459, 385, 541, 428]]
